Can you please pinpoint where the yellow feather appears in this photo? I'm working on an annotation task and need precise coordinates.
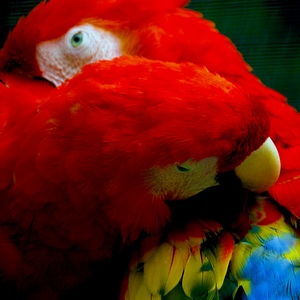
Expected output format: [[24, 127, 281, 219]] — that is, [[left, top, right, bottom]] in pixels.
[[176, 247, 190, 267], [202, 249, 227, 289], [233, 280, 251, 299], [182, 250, 216, 297], [130, 235, 161, 271], [126, 272, 154, 300], [282, 236, 300, 262], [201, 232, 234, 289], [143, 242, 184, 295], [230, 242, 253, 279], [163, 284, 192, 300]]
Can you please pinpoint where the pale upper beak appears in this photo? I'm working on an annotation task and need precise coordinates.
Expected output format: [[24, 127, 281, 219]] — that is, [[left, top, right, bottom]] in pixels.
[[234, 137, 281, 193]]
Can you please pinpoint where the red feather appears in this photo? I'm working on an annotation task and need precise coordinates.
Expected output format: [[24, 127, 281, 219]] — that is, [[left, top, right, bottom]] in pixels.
[[0, 56, 270, 297], [0, 0, 188, 75]]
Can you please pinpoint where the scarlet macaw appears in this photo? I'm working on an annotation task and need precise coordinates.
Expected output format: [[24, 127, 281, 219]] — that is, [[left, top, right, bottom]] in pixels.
[[1, 0, 298, 219], [2, 1, 299, 298], [0, 55, 279, 298]]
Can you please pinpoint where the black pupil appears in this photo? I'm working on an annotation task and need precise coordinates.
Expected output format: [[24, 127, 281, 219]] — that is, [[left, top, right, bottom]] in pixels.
[[177, 165, 189, 172], [74, 34, 81, 43]]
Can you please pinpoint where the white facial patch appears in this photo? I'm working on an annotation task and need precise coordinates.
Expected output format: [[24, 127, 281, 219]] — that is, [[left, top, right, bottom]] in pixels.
[[36, 24, 123, 86], [146, 157, 219, 200]]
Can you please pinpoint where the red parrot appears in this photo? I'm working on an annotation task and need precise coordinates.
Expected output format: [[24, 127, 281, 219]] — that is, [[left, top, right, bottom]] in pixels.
[[1, 0, 298, 218], [0, 56, 279, 298]]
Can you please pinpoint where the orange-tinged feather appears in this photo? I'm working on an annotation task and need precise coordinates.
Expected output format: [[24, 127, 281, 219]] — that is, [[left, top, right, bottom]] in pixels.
[[2, 0, 297, 216], [0, 55, 272, 298]]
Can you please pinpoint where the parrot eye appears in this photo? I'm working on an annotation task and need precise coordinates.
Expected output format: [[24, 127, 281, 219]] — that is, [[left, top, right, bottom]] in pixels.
[[71, 32, 84, 48], [176, 165, 190, 172]]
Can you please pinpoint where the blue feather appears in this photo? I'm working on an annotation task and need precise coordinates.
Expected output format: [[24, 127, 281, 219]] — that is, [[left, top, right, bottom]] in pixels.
[[230, 197, 300, 299]]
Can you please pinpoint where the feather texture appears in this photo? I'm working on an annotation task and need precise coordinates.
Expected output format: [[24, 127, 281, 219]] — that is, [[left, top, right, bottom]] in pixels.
[[1, 1, 298, 297], [1, 0, 297, 217], [0, 56, 274, 298], [230, 197, 300, 299], [120, 219, 234, 300]]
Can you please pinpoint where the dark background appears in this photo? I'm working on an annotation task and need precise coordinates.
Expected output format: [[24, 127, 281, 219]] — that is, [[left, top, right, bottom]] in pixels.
[[1, 0, 299, 110]]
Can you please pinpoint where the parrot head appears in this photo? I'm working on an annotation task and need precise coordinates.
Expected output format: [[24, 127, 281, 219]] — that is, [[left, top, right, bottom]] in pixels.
[[0, 0, 189, 86], [35, 56, 280, 240], [0, 0, 285, 108]]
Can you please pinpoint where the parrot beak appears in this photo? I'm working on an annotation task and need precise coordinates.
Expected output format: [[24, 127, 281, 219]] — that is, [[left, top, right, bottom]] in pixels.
[[234, 137, 281, 193]]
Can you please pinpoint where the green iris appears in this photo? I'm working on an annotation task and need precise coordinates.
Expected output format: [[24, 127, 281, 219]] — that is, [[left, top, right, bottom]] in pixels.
[[71, 32, 84, 48]]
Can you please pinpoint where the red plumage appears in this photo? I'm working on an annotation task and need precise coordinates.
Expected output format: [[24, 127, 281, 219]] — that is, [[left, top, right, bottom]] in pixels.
[[0, 0, 187, 75], [0, 56, 270, 298], [267, 101, 300, 218], [0, 0, 296, 296], [0, 0, 283, 102]]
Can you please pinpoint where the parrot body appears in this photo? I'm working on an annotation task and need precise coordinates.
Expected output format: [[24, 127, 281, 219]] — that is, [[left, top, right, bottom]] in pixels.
[[0, 1, 297, 298], [0, 56, 279, 298], [1, 0, 298, 218]]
